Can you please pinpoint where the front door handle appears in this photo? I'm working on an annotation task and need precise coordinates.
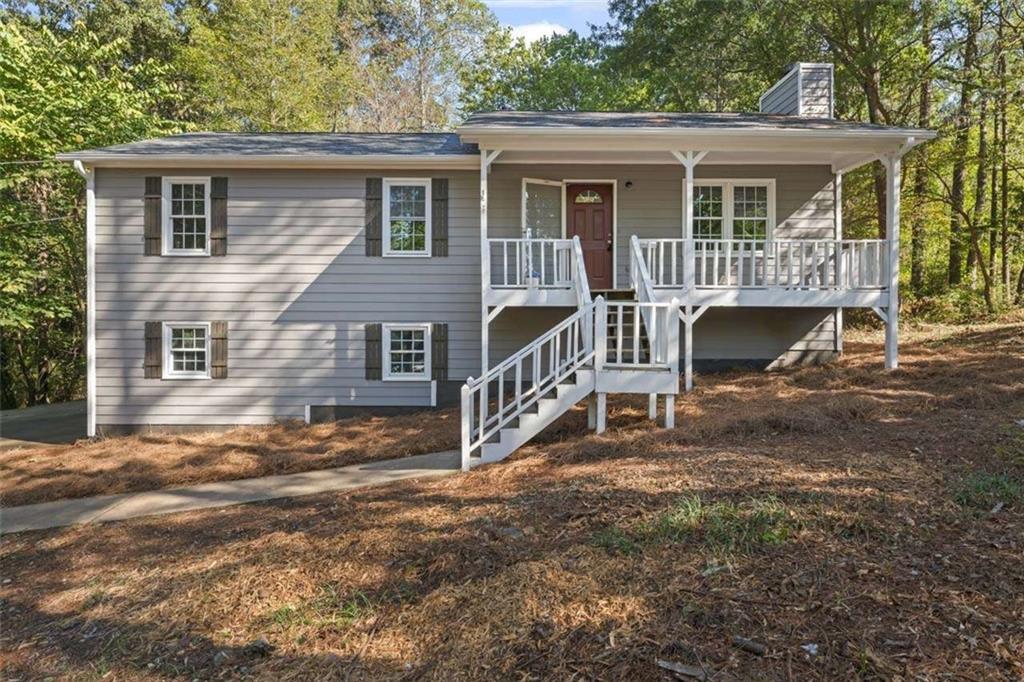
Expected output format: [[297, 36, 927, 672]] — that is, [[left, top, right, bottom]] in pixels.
[[607, 239, 613, 252]]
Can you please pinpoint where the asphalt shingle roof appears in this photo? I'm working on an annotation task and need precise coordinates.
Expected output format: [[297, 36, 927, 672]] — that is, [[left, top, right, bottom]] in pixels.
[[64, 132, 479, 157], [460, 111, 930, 135]]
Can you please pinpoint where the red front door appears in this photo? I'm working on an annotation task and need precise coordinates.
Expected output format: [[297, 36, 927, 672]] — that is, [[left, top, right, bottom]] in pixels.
[[566, 183, 614, 290]]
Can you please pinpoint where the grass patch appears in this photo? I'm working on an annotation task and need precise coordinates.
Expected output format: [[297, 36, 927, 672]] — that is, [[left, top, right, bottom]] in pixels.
[[646, 494, 794, 555], [265, 586, 373, 632], [953, 472, 1024, 510], [591, 526, 641, 556]]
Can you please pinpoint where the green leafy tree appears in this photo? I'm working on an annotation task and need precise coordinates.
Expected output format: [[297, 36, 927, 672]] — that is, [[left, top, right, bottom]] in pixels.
[[0, 20, 180, 407], [462, 30, 632, 112], [343, 0, 501, 130], [179, 0, 356, 131]]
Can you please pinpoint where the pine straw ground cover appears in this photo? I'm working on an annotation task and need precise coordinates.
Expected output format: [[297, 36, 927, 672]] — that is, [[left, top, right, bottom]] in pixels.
[[2, 317, 1024, 680], [0, 409, 462, 507]]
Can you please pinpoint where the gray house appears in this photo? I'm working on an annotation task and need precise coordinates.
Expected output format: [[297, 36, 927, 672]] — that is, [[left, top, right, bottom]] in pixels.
[[59, 63, 933, 470]]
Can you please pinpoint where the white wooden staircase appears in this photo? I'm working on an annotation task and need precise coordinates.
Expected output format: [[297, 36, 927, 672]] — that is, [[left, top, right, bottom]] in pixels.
[[460, 296, 681, 471], [461, 235, 682, 471]]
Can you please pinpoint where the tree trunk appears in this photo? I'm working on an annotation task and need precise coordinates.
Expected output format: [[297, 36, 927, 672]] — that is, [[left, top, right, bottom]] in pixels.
[[997, 7, 1010, 297], [946, 7, 978, 287], [989, 103, 998, 275], [910, 6, 931, 294], [967, 97, 988, 278]]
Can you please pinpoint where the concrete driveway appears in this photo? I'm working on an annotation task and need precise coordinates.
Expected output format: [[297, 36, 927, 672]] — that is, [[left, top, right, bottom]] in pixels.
[[0, 401, 87, 450]]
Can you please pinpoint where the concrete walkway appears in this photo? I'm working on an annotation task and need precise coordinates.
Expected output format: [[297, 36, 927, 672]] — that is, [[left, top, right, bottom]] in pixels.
[[0, 401, 86, 450], [1, 450, 460, 535]]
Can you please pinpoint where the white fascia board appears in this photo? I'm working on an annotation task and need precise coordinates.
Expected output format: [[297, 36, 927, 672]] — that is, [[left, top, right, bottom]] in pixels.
[[456, 125, 937, 141], [54, 153, 479, 170]]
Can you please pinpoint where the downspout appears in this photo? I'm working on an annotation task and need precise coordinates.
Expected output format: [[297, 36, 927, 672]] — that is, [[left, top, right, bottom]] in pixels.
[[73, 160, 97, 438]]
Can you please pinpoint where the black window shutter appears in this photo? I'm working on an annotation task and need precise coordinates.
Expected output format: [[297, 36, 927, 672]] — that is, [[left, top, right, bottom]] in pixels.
[[211, 321, 228, 379], [431, 323, 448, 381], [144, 177, 162, 256], [432, 178, 449, 257], [365, 323, 382, 380], [210, 177, 228, 256], [144, 321, 162, 378], [365, 178, 383, 257]]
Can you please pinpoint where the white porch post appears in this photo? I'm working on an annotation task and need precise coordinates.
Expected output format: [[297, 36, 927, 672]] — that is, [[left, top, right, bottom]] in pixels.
[[683, 305, 694, 391], [479, 149, 501, 374], [883, 154, 901, 369], [671, 151, 706, 394], [480, 149, 490, 374], [672, 151, 707, 293], [834, 171, 843, 354]]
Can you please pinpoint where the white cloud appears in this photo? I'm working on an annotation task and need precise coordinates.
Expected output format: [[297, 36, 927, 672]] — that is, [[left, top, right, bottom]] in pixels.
[[511, 21, 570, 44]]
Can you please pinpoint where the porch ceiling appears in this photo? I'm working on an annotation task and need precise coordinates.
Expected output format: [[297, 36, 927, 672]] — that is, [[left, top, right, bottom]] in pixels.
[[459, 123, 933, 173]]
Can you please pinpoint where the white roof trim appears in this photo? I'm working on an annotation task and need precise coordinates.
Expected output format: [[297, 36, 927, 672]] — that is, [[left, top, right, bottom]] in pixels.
[[456, 125, 935, 140]]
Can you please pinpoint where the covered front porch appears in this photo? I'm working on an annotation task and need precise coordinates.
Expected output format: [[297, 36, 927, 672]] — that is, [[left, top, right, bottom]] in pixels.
[[461, 124, 925, 382]]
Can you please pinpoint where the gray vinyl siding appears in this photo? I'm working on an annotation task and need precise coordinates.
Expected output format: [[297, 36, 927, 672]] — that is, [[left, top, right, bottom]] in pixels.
[[95, 161, 840, 427], [486, 163, 836, 287], [485, 163, 837, 367], [760, 64, 833, 118], [799, 64, 833, 118], [94, 168, 480, 426], [760, 69, 800, 115]]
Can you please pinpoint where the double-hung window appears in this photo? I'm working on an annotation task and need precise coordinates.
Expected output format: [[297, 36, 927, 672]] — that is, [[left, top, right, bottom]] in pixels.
[[164, 323, 210, 379], [163, 177, 211, 255], [382, 324, 431, 381], [383, 179, 431, 256], [691, 180, 774, 243]]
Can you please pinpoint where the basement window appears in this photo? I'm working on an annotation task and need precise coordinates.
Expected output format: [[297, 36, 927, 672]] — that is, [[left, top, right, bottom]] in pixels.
[[383, 323, 431, 381], [164, 323, 210, 379]]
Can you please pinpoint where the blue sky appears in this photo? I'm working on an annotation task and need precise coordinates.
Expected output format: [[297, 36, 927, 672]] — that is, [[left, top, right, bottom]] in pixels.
[[483, 0, 612, 43]]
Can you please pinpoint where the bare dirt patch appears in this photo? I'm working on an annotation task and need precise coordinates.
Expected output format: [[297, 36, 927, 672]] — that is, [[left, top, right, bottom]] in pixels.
[[2, 317, 1023, 679], [0, 409, 460, 507]]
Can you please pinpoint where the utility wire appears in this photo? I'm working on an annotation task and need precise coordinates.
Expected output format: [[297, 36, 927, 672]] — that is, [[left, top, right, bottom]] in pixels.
[[0, 159, 63, 166], [0, 215, 78, 229]]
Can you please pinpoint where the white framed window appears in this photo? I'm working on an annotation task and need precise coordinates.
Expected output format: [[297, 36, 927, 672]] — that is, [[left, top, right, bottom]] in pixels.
[[689, 180, 775, 242], [163, 322, 211, 379], [163, 177, 211, 256], [382, 323, 431, 381], [383, 178, 431, 256]]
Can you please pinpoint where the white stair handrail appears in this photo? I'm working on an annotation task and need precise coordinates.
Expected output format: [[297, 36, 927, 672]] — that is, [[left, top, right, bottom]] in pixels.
[[571, 235, 592, 307], [461, 299, 598, 470], [629, 235, 658, 354]]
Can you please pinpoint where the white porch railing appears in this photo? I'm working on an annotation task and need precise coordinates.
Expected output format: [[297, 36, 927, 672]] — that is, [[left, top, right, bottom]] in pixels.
[[461, 301, 595, 461], [637, 238, 889, 290], [599, 298, 680, 369], [629, 235, 658, 343], [487, 233, 575, 289], [571, 236, 592, 306], [461, 296, 680, 467]]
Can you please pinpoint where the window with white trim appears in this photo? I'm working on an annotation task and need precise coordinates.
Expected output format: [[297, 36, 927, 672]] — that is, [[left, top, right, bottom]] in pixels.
[[693, 185, 724, 239], [383, 179, 431, 256], [383, 323, 431, 380], [692, 180, 774, 242], [163, 177, 210, 255], [164, 323, 210, 378]]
